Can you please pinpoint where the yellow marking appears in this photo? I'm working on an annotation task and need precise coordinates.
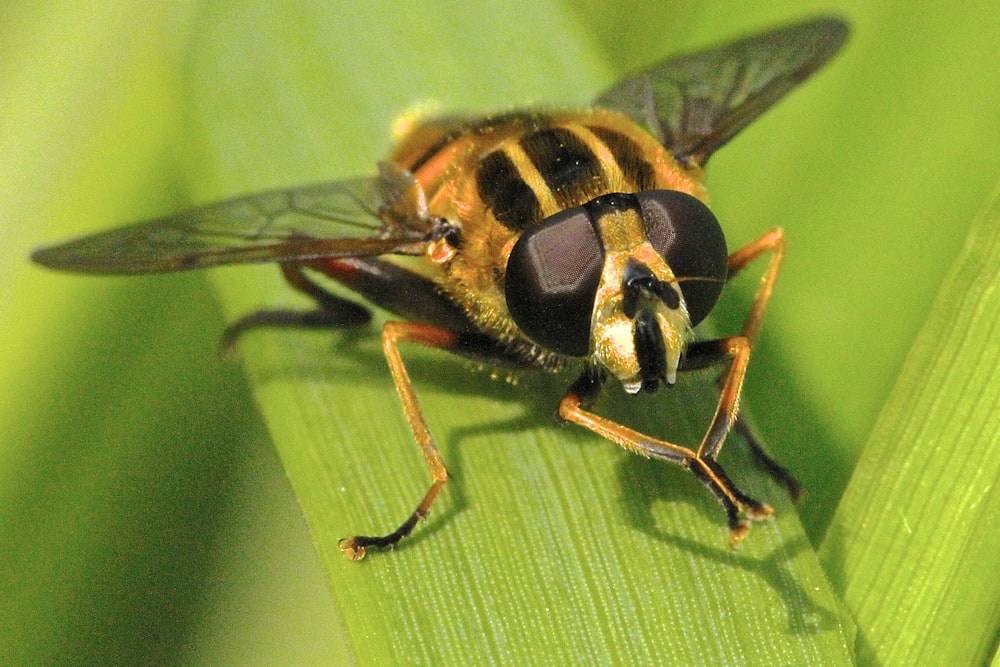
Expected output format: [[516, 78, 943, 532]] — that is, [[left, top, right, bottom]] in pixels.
[[500, 142, 561, 214], [587, 203, 693, 389], [391, 99, 443, 139], [592, 206, 648, 251], [563, 124, 630, 192]]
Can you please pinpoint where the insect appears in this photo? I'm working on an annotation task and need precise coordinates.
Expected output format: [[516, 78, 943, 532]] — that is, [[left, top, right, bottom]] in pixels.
[[33, 16, 848, 559]]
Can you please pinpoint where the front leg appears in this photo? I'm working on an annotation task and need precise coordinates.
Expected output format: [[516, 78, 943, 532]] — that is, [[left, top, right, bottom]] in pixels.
[[727, 227, 785, 345], [558, 362, 772, 547]]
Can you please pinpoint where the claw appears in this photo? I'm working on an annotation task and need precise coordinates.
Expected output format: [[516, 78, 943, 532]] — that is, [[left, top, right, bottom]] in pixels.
[[745, 502, 774, 522], [728, 520, 751, 548], [338, 536, 367, 561]]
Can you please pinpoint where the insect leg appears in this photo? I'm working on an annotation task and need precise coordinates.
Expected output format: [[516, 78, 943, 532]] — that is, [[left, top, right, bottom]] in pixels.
[[314, 257, 481, 335], [682, 337, 752, 461], [558, 360, 770, 546], [727, 226, 785, 345], [317, 256, 548, 369], [734, 418, 802, 501], [220, 263, 371, 352], [338, 321, 457, 560], [685, 336, 775, 540], [724, 227, 801, 499]]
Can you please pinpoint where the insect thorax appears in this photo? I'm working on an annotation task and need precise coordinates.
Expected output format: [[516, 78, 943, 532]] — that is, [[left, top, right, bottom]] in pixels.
[[389, 109, 707, 368]]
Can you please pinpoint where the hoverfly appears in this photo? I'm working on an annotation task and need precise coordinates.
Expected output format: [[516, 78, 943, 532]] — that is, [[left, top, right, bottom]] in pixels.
[[33, 16, 849, 559]]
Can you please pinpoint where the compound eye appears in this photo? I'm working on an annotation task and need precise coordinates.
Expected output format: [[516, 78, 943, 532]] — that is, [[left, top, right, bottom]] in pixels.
[[504, 206, 603, 356], [638, 190, 728, 326]]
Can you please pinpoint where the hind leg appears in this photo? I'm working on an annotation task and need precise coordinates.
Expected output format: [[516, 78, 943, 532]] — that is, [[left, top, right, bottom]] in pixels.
[[219, 263, 372, 352]]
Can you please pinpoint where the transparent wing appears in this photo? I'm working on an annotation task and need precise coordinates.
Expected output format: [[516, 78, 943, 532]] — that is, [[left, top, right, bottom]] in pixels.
[[32, 162, 432, 274], [595, 16, 849, 167]]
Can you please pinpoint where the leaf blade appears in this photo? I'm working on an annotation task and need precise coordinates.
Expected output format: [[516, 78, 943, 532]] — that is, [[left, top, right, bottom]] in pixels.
[[820, 182, 1000, 665]]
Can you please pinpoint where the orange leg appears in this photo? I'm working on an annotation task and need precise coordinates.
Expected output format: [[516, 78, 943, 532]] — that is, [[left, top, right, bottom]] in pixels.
[[338, 321, 455, 560], [727, 227, 785, 345], [727, 227, 801, 500], [559, 337, 773, 547]]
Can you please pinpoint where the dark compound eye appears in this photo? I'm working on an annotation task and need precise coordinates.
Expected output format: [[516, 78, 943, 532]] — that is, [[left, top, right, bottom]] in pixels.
[[504, 190, 727, 356], [504, 206, 603, 356], [638, 190, 727, 326]]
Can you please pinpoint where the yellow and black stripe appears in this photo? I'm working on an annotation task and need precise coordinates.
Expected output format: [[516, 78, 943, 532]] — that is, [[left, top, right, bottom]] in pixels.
[[472, 112, 665, 231]]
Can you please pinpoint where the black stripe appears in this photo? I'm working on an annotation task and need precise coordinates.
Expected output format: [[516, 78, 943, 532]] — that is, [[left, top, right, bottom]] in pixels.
[[584, 191, 641, 221], [588, 126, 656, 192], [520, 127, 604, 208], [477, 150, 542, 230]]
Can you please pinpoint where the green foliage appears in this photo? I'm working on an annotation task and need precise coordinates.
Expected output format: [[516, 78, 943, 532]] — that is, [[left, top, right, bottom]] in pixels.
[[4, 2, 999, 664], [819, 186, 1000, 666]]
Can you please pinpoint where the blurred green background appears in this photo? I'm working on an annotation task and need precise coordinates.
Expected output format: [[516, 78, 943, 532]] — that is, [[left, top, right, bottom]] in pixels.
[[3, 1, 999, 664]]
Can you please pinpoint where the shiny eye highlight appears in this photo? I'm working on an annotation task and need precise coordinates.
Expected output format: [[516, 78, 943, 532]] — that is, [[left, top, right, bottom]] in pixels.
[[504, 206, 603, 356], [638, 190, 727, 326]]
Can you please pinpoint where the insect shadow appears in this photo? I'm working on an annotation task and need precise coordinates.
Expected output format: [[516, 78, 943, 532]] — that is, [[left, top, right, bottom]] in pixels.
[[614, 416, 841, 636]]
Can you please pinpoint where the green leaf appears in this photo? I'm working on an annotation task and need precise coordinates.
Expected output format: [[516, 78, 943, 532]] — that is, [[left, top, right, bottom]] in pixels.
[[7, 1, 1000, 664], [2, 4, 339, 665], [819, 183, 1000, 665]]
